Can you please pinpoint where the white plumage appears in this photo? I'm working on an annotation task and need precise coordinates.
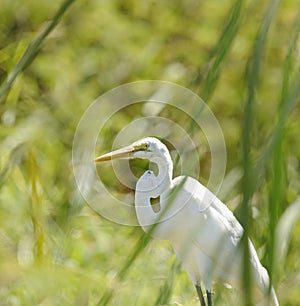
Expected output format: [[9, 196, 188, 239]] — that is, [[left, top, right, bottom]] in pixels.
[[95, 137, 279, 306]]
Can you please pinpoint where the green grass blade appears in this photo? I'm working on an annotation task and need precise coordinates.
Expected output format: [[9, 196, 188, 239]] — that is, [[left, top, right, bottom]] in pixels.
[[154, 258, 181, 305], [200, 0, 245, 101], [280, 6, 300, 101], [241, 0, 281, 304], [187, 0, 245, 139], [26, 147, 45, 263], [0, 0, 76, 100], [275, 196, 300, 275], [267, 133, 286, 287], [0, 143, 28, 189], [254, 68, 300, 186], [267, 7, 300, 287]]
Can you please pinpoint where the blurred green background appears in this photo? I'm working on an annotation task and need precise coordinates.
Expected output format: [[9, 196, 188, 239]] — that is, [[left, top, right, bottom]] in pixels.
[[0, 0, 300, 305]]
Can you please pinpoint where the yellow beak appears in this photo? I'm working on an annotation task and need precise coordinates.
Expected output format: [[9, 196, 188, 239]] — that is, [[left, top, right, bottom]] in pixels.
[[94, 146, 135, 162]]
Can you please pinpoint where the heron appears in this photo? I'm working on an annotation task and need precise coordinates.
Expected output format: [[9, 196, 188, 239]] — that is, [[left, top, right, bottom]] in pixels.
[[95, 137, 279, 306]]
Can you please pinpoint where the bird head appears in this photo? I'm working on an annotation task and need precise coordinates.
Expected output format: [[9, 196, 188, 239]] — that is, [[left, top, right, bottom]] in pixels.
[[94, 137, 169, 163]]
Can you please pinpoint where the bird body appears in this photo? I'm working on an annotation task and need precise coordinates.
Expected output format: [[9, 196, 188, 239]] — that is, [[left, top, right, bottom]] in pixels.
[[95, 137, 279, 306]]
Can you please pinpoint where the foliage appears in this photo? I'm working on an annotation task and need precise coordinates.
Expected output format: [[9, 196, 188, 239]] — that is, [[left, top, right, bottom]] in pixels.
[[0, 0, 300, 305]]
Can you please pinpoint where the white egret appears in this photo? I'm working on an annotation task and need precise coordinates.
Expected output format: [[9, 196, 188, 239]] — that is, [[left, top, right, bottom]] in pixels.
[[95, 137, 279, 306]]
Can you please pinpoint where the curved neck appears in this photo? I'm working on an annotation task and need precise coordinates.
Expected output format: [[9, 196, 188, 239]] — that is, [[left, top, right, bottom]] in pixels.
[[150, 155, 173, 197], [135, 153, 173, 231]]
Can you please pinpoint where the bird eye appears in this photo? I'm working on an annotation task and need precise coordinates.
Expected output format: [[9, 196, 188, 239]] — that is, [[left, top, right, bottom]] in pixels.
[[144, 143, 149, 150]]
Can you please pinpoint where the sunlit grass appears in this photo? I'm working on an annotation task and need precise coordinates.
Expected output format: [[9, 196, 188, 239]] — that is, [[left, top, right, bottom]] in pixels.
[[0, 0, 76, 100], [0, 0, 300, 305]]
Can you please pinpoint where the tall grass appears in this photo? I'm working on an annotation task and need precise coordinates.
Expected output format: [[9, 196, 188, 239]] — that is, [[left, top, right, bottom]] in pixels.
[[0, 0, 76, 100], [241, 0, 281, 304], [267, 6, 300, 287], [1, 0, 300, 305], [26, 146, 45, 263], [199, 0, 245, 101]]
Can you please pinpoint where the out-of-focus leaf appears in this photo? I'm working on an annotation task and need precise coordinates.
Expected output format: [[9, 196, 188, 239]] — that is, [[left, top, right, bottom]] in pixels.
[[275, 196, 300, 273]]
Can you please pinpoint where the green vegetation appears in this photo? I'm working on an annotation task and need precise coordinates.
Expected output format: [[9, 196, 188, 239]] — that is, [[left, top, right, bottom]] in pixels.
[[1, 0, 300, 305]]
